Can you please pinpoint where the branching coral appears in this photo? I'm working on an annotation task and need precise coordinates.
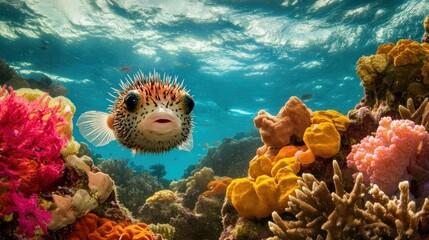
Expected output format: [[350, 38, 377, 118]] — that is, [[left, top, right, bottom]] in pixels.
[[0, 86, 68, 237], [399, 97, 429, 129], [268, 160, 429, 240]]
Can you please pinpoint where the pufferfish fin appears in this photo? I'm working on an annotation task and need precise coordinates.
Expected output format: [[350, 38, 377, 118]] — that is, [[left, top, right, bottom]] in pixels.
[[177, 131, 193, 151], [76, 111, 116, 147]]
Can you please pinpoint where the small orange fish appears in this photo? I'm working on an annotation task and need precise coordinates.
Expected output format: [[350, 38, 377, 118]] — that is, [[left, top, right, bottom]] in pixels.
[[77, 71, 194, 154]]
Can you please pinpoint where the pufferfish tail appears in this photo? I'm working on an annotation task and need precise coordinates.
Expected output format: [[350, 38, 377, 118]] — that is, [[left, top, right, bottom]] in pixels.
[[76, 111, 116, 146]]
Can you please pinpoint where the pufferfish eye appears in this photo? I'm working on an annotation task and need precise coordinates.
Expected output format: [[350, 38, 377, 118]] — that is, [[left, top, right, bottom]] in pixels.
[[181, 94, 194, 115], [124, 90, 140, 112]]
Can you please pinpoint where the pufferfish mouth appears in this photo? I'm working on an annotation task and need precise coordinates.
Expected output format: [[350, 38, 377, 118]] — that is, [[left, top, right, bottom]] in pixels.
[[139, 107, 181, 137]]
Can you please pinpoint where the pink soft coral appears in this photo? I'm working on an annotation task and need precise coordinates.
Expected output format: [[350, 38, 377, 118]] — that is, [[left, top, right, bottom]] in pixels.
[[10, 192, 51, 237], [0, 86, 68, 236], [347, 117, 429, 195]]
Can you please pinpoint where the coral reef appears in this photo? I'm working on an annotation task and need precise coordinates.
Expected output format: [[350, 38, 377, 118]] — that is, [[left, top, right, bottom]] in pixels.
[[140, 167, 225, 240], [97, 159, 164, 217], [64, 213, 155, 240], [0, 60, 68, 97], [0, 86, 68, 237], [267, 160, 429, 240], [14, 88, 80, 157], [49, 155, 115, 230], [148, 223, 175, 240], [303, 110, 349, 159], [354, 39, 429, 121], [423, 15, 429, 43], [347, 117, 429, 196], [188, 132, 262, 179], [202, 177, 233, 197]]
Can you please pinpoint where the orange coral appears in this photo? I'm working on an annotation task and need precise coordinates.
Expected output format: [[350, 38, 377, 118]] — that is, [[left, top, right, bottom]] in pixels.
[[376, 42, 395, 54], [89, 221, 154, 240], [65, 213, 155, 240], [271, 145, 316, 164], [254, 96, 312, 158], [202, 177, 233, 196], [387, 39, 429, 67]]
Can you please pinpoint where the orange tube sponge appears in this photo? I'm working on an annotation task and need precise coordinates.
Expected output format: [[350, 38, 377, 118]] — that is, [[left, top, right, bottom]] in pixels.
[[295, 148, 316, 164], [226, 157, 301, 219], [202, 177, 233, 196]]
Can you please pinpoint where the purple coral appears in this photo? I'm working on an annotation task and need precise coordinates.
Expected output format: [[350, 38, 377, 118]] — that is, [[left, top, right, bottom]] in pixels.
[[0, 86, 68, 237]]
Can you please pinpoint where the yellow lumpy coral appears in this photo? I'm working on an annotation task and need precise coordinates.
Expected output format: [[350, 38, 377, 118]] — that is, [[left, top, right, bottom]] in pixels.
[[145, 190, 178, 203], [303, 110, 348, 158], [226, 155, 301, 219], [15, 88, 80, 156], [356, 54, 388, 87], [304, 122, 340, 158]]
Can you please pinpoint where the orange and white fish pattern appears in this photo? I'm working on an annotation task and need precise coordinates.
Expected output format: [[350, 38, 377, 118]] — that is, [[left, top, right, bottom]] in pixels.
[[77, 71, 194, 154]]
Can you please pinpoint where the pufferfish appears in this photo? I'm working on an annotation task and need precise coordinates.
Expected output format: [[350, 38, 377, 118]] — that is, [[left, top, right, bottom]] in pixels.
[[76, 71, 194, 154]]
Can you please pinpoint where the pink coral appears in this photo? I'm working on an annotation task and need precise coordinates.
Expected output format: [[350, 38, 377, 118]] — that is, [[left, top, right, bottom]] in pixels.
[[347, 117, 429, 195], [9, 192, 51, 237], [0, 86, 68, 236]]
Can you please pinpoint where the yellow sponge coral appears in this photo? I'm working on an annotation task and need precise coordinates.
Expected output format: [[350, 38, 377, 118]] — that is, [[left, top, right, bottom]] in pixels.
[[311, 110, 349, 132], [303, 110, 348, 159], [304, 122, 340, 159], [226, 156, 301, 219], [15, 88, 80, 156]]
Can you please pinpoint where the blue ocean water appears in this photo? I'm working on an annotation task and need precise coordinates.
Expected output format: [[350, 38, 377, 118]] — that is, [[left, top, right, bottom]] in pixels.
[[0, 0, 426, 180]]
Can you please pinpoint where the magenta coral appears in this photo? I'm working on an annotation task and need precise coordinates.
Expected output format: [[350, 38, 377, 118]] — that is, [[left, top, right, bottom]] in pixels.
[[347, 117, 429, 195], [0, 86, 69, 237], [9, 192, 52, 237]]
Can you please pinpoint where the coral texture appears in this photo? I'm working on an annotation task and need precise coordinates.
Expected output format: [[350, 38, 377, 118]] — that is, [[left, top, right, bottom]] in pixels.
[[0, 86, 68, 237], [15, 88, 79, 157], [65, 213, 155, 240], [202, 177, 233, 196], [303, 110, 349, 159], [268, 160, 429, 240], [49, 155, 114, 230], [226, 155, 301, 219], [347, 117, 429, 195], [254, 96, 312, 158], [354, 39, 429, 121]]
